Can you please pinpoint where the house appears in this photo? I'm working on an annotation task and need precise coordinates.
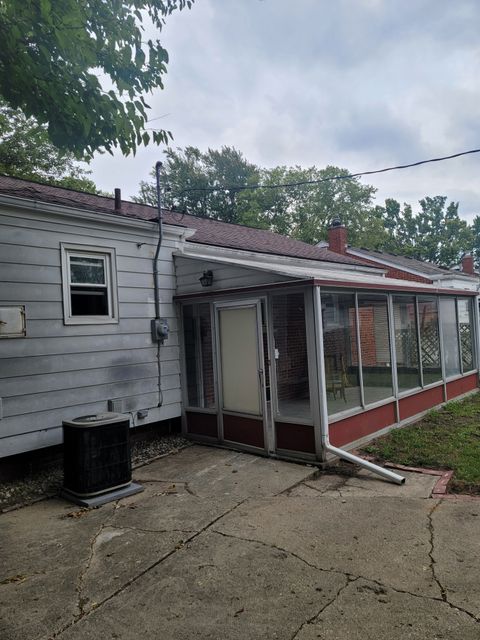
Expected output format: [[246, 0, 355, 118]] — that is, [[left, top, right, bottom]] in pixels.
[[319, 218, 478, 286], [0, 175, 478, 472]]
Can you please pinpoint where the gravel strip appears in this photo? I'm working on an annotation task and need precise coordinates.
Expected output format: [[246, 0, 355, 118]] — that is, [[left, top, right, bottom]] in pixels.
[[0, 433, 191, 513]]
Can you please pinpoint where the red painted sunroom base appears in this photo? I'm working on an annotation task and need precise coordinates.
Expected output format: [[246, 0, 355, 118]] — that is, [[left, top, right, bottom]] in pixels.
[[329, 403, 396, 448], [223, 414, 265, 449], [446, 373, 478, 400], [186, 411, 218, 438], [186, 373, 478, 453], [330, 373, 478, 448], [275, 422, 316, 454], [399, 385, 444, 421]]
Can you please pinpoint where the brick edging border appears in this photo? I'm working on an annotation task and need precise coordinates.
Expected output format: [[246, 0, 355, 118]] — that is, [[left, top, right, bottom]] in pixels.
[[359, 455, 454, 497], [383, 462, 453, 497]]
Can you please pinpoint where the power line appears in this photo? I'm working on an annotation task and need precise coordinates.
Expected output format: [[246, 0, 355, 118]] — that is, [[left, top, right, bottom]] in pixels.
[[171, 147, 480, 197]]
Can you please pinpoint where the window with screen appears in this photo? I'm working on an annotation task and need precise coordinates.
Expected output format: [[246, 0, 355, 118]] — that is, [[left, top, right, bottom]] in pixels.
[[61, 245, 118, 324]]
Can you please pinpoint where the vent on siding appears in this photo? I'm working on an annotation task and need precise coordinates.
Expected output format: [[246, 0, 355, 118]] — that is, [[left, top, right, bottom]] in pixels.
[[108, 399, 125, 413]]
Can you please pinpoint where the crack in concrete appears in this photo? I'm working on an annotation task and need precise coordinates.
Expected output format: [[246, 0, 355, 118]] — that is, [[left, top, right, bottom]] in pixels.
[[132, 478, 199, 497], [290, 577, 355, 640], [427, 499, 445, 600], [282, 472, 350, 498], [73, 503, 119, 623], [211, 529, 480, 624], [211, 528, 356, 640], [427, 500, 480, 623], [278, 468, 321, 496], [300, 481, 324, 495], [302, 475, 349, 496], [49, 498, 248, 639], [212, 529, 336, 576]]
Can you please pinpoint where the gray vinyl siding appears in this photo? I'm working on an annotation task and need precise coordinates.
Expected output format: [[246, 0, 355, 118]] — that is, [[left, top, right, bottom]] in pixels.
[[0, 203, 183, 457], [175, 256, 291, 295]]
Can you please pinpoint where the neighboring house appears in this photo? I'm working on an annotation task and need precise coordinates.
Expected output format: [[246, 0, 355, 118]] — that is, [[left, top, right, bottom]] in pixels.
[[319, 218, 478, 286], [0, 176, 479, 465]]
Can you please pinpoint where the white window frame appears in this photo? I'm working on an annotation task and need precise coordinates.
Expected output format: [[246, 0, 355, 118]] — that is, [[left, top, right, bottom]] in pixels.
[[61, 243, 119, 325]]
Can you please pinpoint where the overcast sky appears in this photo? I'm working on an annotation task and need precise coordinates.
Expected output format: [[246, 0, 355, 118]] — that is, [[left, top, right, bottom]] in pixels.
[[90, 0, 480, 221]]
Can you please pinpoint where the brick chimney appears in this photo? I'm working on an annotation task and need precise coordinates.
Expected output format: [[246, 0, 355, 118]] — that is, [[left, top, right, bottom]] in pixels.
[[461, 252, 475, 275], [328, 218, 347, 254]]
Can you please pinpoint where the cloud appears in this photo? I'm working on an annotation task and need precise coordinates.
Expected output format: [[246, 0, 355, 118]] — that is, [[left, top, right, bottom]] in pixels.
[[90, 0, 480, 223]]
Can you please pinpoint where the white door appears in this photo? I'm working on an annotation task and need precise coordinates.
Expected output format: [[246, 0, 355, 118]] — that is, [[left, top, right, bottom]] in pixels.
[[216, 301, 267, 450]]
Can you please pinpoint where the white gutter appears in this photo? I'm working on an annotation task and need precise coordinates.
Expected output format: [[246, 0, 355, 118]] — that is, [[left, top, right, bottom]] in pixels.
[[174, 247, 460, 293], [346, 247, 438, 281], [313, 286, 405, 485], [347, 247, 478, 287], [181, 241, 386, 275]]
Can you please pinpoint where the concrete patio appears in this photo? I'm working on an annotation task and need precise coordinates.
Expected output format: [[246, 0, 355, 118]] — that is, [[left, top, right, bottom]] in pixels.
[[1, 445, 479, 639]]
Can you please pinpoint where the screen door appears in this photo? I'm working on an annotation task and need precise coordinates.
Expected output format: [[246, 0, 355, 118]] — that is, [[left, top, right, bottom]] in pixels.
[[216, 301, 266, 449]]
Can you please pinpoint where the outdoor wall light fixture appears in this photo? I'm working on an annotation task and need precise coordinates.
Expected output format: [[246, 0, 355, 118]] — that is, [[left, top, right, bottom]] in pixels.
[[199, 270, 214, 287]]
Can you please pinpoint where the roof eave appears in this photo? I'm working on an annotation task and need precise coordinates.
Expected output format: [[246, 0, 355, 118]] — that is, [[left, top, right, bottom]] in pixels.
[[181, 241, 386, 275], [0, 192, 190, 239], [346, 247, 435, 279]]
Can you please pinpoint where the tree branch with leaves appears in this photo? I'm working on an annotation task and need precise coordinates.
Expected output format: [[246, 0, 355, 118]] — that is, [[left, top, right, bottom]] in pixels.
[[0, 0, 194, 158], [0, 99, 99, 192]]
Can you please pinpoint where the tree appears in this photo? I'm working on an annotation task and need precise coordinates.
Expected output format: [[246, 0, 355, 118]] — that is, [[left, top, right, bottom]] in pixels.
[[136, 145, 476, 268], [256, 165, 384, 247], [472, 216, 480, 266], [0, 0, 194, 158], [0, 99, 98, 192], [136, 147, 384, 242], [378, 196, 474, 267], [136, 146, 264, 225]]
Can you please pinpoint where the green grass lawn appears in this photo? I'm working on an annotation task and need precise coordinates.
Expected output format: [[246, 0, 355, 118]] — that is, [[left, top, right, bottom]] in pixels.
[[362, 392, 480, 494]]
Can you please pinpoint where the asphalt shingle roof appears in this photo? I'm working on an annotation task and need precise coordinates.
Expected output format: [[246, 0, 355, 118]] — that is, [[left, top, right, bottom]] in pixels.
[[0, 175, 364, 266], [351, 246, 476, 279]]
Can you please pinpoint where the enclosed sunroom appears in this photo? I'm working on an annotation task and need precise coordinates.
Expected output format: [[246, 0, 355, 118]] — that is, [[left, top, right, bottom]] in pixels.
[[176, 249, 479, 463]]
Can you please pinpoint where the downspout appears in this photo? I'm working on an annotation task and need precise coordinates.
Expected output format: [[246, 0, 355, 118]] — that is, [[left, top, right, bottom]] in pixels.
[[153, 161, 163, 320], [313, 286, 405, 485], [151, 161, 169, 406]]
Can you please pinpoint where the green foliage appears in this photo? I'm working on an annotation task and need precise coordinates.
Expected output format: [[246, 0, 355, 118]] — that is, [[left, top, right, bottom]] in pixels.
[[136, 145, 478, 270], [136, 147, 383, 241], [135, 146, 265, 225], [363, 393, 480, 493], [379, 196, 474, 267], [470, 215, 480, 266], [0, 99, 98, 192], [263, 164, 382, 247], [0, 0, 193, 158]]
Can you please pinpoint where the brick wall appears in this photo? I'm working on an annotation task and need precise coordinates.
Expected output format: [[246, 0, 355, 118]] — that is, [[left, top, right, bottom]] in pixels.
[[183, 304, 215, 408], [198, 304, 215, 407], [273, 293, 309, 401], [351, 307, 378, 366], [346, 253, 433, 284], [323, 297, 392, 393]]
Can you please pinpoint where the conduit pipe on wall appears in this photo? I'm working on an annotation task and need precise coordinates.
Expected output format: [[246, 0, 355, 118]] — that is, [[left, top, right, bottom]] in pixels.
[[153, 160, 164, 321], [151, 161, 166, 407], [313, 286, 405, 485]]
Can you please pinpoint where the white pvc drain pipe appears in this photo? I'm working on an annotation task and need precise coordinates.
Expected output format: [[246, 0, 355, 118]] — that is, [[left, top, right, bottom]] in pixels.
[[313, 286, 405, 485]]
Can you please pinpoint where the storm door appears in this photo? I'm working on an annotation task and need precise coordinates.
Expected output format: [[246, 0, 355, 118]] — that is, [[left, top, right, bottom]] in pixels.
[[215, 300, 267, 450]]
